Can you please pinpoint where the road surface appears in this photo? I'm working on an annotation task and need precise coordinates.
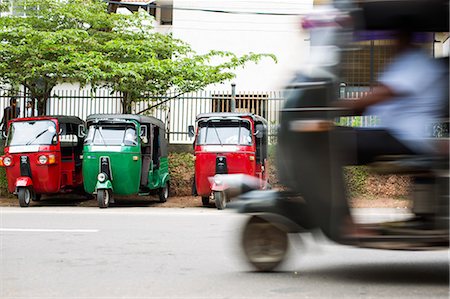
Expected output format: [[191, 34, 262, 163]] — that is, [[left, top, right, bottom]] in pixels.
[[0, 207, 448, 298]]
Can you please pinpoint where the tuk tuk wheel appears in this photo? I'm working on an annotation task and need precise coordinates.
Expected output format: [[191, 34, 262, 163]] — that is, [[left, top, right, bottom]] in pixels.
[[32, 193, 41, 201], [97, 189, 112, 209], [158, 182, 169, 203], [242, 216, 288, 272], [201, 196, 209, 206], [18, 187, 32, 207], [214, 191, 226, 210]]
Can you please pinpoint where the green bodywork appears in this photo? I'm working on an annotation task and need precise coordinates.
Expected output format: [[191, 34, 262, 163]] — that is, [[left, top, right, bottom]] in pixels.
[[82, 120, 170, 195]]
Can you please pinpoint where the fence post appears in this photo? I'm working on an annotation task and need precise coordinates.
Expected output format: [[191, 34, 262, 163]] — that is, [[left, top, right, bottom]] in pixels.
[[230, 83, 236, 112]]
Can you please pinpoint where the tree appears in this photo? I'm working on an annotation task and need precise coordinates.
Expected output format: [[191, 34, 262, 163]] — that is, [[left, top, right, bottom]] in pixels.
[[0, 0, 275, 115]]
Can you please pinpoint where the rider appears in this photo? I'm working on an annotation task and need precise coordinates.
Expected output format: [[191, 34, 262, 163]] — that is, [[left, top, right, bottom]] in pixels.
[[339, 23, 447, 162], [338, 20, 448, 235]]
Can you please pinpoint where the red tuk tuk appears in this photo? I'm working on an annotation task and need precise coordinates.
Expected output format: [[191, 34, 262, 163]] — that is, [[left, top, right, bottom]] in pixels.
[[189, 113, 269, 209], [0, 116, 86, 207]]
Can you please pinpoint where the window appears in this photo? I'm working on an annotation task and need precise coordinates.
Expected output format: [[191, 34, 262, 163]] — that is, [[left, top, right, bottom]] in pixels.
[[7, 120, 56, 146], [85, 123, 137, 146], [197, 120, 252, 146], [115, 1, 173, 26]]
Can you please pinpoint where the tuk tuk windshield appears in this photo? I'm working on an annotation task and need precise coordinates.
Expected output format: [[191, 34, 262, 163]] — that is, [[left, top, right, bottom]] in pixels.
[[197, 120, 252, 145], [7, 120, 57, 146], [85, 123, 137, 146]]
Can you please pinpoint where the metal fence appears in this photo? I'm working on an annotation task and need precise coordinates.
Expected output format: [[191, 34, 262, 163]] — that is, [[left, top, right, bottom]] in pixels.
[[1, 85, 399, 144], [0, 88, 285, 144], [129, 90, 285, 144]]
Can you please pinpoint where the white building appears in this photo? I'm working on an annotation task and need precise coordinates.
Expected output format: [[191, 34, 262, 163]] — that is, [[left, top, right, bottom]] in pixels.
[[115, 0, 313, 92], [170, 0, 313, 92]]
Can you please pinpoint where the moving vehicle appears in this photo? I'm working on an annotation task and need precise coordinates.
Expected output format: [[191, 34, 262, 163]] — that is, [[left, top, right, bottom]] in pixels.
[[229, 0, 449, 271], [189, 113, 269, 209], [83, 114, 170, 208], [0, 116, 85, 207]]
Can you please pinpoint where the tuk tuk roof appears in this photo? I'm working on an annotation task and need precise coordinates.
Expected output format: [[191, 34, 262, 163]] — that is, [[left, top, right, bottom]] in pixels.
[[196, 113, 268, 125], [358, 0, 448, 32], [86, 114, 165, 129], [11, 115, 84, 125]]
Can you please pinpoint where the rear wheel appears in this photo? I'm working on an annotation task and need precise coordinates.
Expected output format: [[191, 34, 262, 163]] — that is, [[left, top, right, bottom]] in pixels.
[[242, 216, 288, 271], [32, 193, 41, 201], [18, 187, 32, 207], [97, 189, 112, 209], [214, 191, 226, 210], [158, 182, 169, 203], [201, 196, 209, 206]]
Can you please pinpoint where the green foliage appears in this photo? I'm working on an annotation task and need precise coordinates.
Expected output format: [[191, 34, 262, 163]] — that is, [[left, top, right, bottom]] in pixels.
[[0, 164, 8, 197], [168, 152, 195, 196], [343, 166, 368, 196], [0, 146, 10, 197], [0, 0, 276, 114]]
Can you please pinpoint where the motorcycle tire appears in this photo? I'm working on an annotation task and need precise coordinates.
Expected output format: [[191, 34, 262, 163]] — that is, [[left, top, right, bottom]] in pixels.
[[18, 187, 32, 208], [214, 191, 226, 210], [242, 216, 288, 272], [97, 189, 112, 209]]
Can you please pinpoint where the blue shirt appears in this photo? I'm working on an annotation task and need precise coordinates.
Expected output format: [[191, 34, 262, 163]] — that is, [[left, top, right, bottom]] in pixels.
[[365, 48, 447, 154]]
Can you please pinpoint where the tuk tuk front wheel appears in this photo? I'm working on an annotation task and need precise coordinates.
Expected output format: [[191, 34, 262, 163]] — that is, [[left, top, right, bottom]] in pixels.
[[242, 216, 288, 272], [158, 182, 169, 203], [18, 187, 32, 207], [214, 191, 226, 210], [97, 189, 112, 209], [201, 196, 209, 206]]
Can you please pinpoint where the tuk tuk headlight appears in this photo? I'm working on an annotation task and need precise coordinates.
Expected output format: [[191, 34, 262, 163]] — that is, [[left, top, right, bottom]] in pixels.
[[97, 172, 107, 183], [2, 156, 12, 167], [38, 155, 48, 165]]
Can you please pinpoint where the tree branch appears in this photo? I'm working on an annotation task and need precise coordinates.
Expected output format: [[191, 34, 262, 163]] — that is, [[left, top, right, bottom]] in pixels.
[[137, 92, 184, 115]]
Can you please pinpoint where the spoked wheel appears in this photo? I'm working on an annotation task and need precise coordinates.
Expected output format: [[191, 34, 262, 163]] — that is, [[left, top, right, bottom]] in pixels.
[[18, 187, 32, 207], [158, 182, 169, 203], [201, 196, 210, 206], [213, 191, 226, 210], [242, 216, 288, 271], [97, 189, 112, 209]]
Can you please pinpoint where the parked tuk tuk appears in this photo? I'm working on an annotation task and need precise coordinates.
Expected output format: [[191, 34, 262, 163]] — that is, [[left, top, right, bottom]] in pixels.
[[0, 116, 86, 207], [83, 114, 170, 208], [189, 113, 269, 209]]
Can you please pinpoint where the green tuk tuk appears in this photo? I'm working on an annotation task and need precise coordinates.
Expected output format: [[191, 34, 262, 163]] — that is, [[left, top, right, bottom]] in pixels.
[[82, 114, 170, 208]]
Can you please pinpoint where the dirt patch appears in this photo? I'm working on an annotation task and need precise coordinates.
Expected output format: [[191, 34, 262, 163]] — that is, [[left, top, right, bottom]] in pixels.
[[0, 193, 411, 209]]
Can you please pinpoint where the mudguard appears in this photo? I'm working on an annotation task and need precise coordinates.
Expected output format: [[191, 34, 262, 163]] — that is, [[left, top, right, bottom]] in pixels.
[[229, 190, 315, 233], [209, 175, 228, 192], [95, 180, 113, 192], [15, 177, 33, 188], [160, 173, 170, 187], [209, 174, 262, 195]]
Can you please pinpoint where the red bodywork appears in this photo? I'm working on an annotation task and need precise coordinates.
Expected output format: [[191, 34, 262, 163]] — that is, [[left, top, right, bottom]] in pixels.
[[1, 116, 83, 195], [194, 114, 268, 197]]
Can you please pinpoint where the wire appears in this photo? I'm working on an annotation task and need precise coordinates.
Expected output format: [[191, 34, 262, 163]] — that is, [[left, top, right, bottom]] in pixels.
[[106, 1, 311, 16], [172, 26, 302, 33]]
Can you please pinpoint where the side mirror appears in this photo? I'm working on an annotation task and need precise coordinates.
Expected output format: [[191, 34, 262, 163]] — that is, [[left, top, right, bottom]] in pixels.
[[255, 124, 265, 138], [140, 125, 147, 139], [188, 125, 195, 138], [140, 125, 149, 144], [78, 124, 86, 138]]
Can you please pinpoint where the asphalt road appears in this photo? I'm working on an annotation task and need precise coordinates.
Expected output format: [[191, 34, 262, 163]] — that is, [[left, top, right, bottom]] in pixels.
[[0, 207, 448, 299]]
